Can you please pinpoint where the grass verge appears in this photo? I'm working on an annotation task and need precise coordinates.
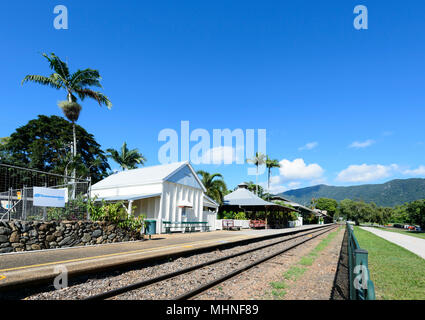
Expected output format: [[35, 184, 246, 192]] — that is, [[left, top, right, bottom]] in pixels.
[[266, 227, 341, 299], [354, 226, 425, 300]]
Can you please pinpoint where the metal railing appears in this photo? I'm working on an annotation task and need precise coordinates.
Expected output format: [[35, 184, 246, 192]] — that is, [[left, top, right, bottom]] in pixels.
[[0, 182, 90, 222], [346, 222, 375, 300], [0, 163, 91, 222]]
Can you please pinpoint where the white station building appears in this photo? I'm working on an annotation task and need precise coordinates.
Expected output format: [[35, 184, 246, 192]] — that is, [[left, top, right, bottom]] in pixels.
[[90, 161, 219, 234]]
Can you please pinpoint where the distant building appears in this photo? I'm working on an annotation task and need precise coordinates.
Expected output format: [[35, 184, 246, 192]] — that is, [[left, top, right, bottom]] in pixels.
[[221, 184, 297, 228]]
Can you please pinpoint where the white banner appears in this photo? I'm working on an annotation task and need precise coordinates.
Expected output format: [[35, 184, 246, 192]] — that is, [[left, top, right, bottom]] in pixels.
[[33, 187, 66, 208], [59, 188, 69, 203]]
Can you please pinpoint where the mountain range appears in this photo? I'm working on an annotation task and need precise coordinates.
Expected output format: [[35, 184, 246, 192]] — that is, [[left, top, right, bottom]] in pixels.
[[277, 178, 425, 207]]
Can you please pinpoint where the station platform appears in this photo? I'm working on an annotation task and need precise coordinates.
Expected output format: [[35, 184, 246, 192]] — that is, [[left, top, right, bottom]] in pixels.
[[0, 224, 327, 290]]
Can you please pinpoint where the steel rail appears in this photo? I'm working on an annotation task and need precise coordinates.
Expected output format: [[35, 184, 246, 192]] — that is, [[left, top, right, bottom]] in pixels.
[[176, 225, 339, 300], [85, 224, 336, 300]]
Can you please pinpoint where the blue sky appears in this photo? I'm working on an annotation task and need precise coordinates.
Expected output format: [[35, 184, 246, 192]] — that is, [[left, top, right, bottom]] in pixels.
[[1, 1, 425, 192]]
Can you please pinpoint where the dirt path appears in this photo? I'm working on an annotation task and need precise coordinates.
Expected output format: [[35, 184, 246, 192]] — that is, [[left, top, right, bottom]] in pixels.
[[195, 226, 344, 300], [283, 226, 344, 300]]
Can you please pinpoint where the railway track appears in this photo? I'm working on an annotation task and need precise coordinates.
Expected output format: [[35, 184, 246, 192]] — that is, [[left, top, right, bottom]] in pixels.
[[84, 224, 338, 300]]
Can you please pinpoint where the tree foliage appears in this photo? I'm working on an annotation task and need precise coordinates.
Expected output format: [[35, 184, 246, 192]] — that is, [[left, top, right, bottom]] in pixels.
[[244, 181, 265, 198], [405, 200, 425, 229], [22, 53, 112, 108], [247, 152, 266, 195], [279, 178, 425, 207], [197, 170, 227, 204], [314, 198, 338, 217], [106, 142, 146, 171], [339, 199, 379, 225], [1, 115, 110, 183], [308, 197, 425, 228], [265, 156, 280, 198]]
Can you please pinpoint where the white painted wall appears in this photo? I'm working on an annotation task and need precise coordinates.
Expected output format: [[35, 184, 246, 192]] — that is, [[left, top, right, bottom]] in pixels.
[[91, 180, 207, 234], [157, 181, 204, 234], [133, 197, 160, 220], [203, 211, 217, 230], [289, 216, 303, 228]]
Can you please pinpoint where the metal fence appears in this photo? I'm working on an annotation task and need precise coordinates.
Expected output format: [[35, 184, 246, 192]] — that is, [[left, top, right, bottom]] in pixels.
[[346, 222, 375, 300], [0, 163, 90, 221]]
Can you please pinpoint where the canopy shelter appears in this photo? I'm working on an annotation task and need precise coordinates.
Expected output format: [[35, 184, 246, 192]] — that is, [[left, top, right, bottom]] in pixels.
[[269, 195, 325, 225], [270, 195, 317, 215], [220, 183, 298, 228]]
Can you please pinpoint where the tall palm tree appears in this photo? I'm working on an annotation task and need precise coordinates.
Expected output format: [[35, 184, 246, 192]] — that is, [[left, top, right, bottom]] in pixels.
[[243, 181, 264, 198], [265, 156, 281, 200], [22, 53, 112, 164], [197, 170, 227, 204], [107, 142, 146, 171], [247, 152, 266, 196]]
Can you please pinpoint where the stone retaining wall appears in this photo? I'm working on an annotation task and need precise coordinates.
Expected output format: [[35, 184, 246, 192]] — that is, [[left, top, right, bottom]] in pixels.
[[0, 220, 143, 253]]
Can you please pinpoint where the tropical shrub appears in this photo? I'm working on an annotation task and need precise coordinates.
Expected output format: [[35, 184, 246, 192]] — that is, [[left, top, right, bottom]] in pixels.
[[47, 195, 146, 232], [118, 214, 146, 232], [47, 194, 87, 221], [219, 211, 247, 220], [234, 211, 247, 220]]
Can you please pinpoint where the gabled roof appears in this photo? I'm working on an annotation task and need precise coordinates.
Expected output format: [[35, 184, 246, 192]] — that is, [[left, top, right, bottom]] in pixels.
[[91, 161, 206, 192], [270, 195, 292, 202], [222, 184, 296, 211], [223, 187, 273, 206], [203, 194, 219, 208], [94, 193, 162, 202], [270, 195, 315, 214], [283, 201, 316, 215]]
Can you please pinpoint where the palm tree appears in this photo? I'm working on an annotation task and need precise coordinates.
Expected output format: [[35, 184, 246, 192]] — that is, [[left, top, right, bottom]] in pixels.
[[244, 181, 265, 198], [265, 156, 281, 200], [22, 53, 112, 164], [197, 170, 227, 204], [107, 142, 146, 171], [247, 152, 266, 195]]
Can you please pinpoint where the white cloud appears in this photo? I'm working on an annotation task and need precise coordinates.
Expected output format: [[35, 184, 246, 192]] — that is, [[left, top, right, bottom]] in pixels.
[[201, 146, 242, 164], [403, 166, 425, 176], [349, 139, 375, 148], [267, 183, 288, 194], [260, 158, 325, 194], [336, 164, 399, 183], [310, 178, 328, 185], [288, 181, 302, 189], [298, 142, 318, 151], [279, 158, 324, 181]]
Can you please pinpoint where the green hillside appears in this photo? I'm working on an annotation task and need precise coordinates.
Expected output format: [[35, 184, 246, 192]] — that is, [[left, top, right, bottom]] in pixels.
[[278, 178, 425, 207]]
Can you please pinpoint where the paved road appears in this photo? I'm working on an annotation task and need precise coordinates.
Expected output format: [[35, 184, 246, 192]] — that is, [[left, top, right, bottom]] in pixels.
[[360, 227, 425, 259]]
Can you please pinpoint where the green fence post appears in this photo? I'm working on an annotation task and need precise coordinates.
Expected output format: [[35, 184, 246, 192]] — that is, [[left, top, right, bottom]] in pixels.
[[354, 248, 369, 300], [347, 223, 355, 300], [367, 280, 376, 300], [346, 222, 375, 300]]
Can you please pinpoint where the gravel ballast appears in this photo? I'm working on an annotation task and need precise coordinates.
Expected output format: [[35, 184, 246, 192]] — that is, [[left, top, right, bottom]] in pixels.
[[20, 226, 334, 300]]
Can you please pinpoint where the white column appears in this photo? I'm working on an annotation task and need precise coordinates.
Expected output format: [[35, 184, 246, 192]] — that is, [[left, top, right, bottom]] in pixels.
[[127, 200, 133, 218], [198, 190, 204, 222]]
